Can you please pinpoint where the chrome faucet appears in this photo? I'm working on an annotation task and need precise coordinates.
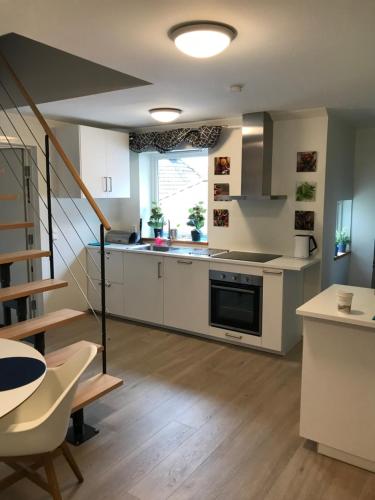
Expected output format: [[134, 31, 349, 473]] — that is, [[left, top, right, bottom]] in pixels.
[[166, 219, 172, 246]]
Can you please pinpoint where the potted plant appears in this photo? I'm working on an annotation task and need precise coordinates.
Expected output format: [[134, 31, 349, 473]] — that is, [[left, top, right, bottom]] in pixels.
[[187, 202, 206, 242], [147, 202, 165, 238], [336, 229, 350, 254]]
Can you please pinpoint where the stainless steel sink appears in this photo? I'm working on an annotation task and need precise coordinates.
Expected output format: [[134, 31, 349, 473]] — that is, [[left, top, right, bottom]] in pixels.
[[142, 245, 188, 253], [139, 245, 228, 257]]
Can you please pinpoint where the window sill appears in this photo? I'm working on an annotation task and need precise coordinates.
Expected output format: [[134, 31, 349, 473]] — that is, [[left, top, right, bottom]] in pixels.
[[334, 251, 351, 261], [142, 238, 208, 247]]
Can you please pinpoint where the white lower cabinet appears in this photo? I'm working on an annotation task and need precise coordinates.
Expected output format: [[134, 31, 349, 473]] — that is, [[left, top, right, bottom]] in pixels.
[[164, 258, 209, 334], [123, 253, 164, 324], [87, 248, 124, 282], [261, 269, 284, 352], [87, 279, 124, 316], [85, 247, 297, 354]]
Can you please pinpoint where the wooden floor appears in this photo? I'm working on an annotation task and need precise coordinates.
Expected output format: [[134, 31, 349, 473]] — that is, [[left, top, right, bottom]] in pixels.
[[1, 316, 375, 500]]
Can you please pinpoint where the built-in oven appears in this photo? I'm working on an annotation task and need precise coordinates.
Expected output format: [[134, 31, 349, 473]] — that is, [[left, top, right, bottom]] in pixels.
[[209, 270, 263, 336]]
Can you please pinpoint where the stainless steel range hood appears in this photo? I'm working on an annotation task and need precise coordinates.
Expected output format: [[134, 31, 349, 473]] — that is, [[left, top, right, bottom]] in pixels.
[[225, 112, 287, 200]]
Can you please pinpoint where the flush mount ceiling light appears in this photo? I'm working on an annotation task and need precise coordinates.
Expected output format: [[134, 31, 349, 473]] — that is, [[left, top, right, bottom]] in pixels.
[[149, 108, 182, 123], [169, 21, 237, 58]]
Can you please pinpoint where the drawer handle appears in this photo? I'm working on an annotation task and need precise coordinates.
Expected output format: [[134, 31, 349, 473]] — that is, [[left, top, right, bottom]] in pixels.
[[263, 270, 282, 275], [177, 260, 192, 265], [225, 332, 243, 340], [98, 281, 111, 287]]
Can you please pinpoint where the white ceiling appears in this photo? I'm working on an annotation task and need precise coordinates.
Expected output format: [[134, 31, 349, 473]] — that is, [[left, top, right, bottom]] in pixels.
[[1, 0, 375, 128]]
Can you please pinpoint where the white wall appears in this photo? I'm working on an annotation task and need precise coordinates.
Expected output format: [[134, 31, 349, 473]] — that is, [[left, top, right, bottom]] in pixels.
[[0, 112, 139, 312], [208, 112, 328, 260], [349, 128, 375, 287], [321, 116, 355, 289]]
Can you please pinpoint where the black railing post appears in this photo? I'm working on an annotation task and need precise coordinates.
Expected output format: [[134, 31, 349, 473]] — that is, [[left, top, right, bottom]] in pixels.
[[100, 223, 107, 374], [45, 135, 54, 279]]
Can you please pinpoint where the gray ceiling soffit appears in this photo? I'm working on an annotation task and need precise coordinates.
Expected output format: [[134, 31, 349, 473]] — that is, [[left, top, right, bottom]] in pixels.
[[0, 32, 151, 107]]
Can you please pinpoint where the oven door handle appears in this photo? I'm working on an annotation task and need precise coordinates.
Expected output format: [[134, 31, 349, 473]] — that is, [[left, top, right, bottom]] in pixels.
[[211, 284, 255, 294]]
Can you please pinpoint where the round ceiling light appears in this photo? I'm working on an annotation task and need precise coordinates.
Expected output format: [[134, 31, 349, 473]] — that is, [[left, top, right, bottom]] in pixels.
[[149, 108, 182, 123], [169, 21, 237, 58]]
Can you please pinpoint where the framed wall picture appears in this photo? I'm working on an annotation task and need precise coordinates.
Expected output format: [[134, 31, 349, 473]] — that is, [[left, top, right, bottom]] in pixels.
[[297, 151, 317, 172], [296, 181, 317, 201], [214, 183, 230, 200], [213, 209, 229, 227], [214, 157, 231, 175], [295, 211, 315, 231]]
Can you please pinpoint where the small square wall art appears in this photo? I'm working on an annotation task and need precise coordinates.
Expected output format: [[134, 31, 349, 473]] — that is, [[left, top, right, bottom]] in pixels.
[[297, 151, 317, 172], [213, 209, 229, 227], [214, 157, 231, 175], [214, 183, 230, 200], [295, 211, 315, 231], [296, 181, 317, 201]]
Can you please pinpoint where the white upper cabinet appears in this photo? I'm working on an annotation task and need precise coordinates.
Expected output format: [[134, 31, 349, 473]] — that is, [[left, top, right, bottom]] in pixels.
[[51, 124, 130, 199], [103, 129, 130, 198]]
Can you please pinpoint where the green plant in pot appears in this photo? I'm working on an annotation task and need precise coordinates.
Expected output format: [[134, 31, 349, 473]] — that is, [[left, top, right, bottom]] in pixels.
[[187, 202, 206, 242], [336, 229, 350, 254], [147, 202, 165, 238]]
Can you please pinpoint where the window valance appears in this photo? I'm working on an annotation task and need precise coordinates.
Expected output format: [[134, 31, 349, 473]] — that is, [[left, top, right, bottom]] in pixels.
[[129, 126, 222, 153]]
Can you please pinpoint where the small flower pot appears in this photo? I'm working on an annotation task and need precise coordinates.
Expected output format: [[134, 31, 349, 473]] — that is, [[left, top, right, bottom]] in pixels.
[[337, 242, 346, 253], [154, 228, 163, 238], [191, 229, 201, 242]]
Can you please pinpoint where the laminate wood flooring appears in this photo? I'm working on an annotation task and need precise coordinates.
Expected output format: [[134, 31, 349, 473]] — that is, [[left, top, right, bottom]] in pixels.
[[1, 315, 375, 500]]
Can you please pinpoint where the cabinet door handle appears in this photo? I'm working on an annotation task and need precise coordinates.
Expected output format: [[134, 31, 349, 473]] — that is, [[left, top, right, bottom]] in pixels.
[[103, 177, 108, 192], [225, 332, 243, 340], [109, 176, 112, 192], [177, 260, 192, 265], [157, 262, 163, 279], [263, 269, 282, 275]]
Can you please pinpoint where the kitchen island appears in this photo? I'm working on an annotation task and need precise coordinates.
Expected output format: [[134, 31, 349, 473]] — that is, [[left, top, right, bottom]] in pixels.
[[297, 284, 375, 471]]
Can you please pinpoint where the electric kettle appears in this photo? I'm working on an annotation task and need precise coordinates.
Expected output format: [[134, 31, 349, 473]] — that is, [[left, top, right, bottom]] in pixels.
[[294, 235, 317, 258]]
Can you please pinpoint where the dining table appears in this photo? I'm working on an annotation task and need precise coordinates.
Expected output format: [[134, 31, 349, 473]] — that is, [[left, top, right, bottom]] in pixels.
[[0, 338, 46, 418]]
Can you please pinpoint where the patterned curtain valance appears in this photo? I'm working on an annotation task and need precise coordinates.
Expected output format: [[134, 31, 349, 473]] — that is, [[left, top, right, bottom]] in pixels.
[[129, 125, 222, 153]]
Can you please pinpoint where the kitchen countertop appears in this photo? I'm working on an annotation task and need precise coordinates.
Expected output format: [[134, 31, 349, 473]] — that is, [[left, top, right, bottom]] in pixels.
[[87, 244, 319, 271], [297, 284, 375, 328]]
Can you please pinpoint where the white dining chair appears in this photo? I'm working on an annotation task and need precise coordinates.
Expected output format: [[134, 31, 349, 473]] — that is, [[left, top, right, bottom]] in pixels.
[[0, 343, 97, 500]]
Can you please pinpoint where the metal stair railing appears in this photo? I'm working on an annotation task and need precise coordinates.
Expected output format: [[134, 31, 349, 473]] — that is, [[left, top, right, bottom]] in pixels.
[[0, 52, 111, 377]]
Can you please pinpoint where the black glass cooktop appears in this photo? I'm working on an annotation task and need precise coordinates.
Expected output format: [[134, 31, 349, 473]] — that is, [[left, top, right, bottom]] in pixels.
[[212, 251, 282, 263]]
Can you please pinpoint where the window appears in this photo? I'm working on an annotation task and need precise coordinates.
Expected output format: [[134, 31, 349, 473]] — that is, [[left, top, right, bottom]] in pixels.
[[335, 199, 352, 256], [151, 151, 208, 239]]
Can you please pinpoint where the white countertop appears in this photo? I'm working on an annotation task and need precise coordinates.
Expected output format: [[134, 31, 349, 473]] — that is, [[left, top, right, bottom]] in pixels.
[[297, 284, 375, 329], [87, 244, 319, 271]]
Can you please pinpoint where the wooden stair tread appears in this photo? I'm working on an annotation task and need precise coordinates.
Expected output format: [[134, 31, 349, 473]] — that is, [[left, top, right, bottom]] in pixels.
[[0, 279, 67, 302], [0, 308, 86, 341], [45, 340, 103, 368], [0, 222, 34, 230], [72, 374, 123, 413], [0, 249, 50, 265], [0, 194, 17, 200]]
